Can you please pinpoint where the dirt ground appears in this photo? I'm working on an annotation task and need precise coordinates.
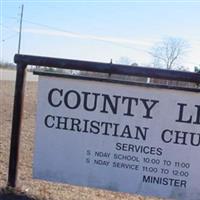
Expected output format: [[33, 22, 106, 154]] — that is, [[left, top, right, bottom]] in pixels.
[[0, 80, 163, 200]]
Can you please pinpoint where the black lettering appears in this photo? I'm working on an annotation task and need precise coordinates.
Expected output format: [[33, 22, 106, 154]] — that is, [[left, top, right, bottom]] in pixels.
[[140, 99, 159, 119], [176, 103, 192, 124], [190, 132, 200, 146], [143, 175, 151, 183], [44, 115, 55, 128], [90, 120, 100, 134], [193, 105, 200, 125], [55, 116, 69, 130], [116, 142, 122, 150], [82, 92, 100, 111], [122, 96, 138, 116], [101, 122, 112, 136], [70, 118, 81, 131], [134, 126, 148, 140], [82, 119, 89, 133], [174, 130, 187, 145], [161, 129, 173, 143], [112, 123, 120, 137], [120, 125, 132, 138], [157, 148, 163, 156], [100, 94, 121, 114], [64, 90, 81, 109], [48, 88, 63, 107]]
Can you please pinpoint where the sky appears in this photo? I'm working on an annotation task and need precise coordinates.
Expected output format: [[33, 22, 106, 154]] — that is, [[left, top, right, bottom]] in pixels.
[[1, 0, 200, 71]]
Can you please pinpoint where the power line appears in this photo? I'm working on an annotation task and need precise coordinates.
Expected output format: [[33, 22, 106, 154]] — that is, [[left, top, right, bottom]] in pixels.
[[3, 16, 149, 53], [23, 19, 78, 35], [21, 19, 150, 54], [2, 33, 19, 42], [5, 16, 80, 36], [0, 23, 18, 32]]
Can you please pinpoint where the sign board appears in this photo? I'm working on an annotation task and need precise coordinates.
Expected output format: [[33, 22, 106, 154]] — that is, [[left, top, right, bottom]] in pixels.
[[33, 75, 200, 200]]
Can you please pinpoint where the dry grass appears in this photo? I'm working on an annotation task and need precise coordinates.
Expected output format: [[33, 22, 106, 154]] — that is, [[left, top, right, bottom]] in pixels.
[[0, 80, 163, 200]]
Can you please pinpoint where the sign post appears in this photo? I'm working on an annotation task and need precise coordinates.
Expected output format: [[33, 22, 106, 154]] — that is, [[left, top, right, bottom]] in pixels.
[[8, 63, 27, 187], [8, 54, 200, 200]]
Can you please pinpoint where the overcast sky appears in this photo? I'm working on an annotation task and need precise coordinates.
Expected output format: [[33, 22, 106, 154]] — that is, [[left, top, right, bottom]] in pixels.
[[1, 0, 200, 71]]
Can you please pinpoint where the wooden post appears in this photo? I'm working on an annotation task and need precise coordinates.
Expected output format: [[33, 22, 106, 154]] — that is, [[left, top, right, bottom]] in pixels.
[[7, 63, 27, 187]]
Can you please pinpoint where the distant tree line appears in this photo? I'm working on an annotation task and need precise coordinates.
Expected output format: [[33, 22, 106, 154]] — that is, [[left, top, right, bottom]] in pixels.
[[0, 62, 16, 70]]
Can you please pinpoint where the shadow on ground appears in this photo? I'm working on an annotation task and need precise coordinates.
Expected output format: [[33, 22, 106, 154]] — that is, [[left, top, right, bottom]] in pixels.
[[0, 188, 39, 200], [0, 193, 36, 200]]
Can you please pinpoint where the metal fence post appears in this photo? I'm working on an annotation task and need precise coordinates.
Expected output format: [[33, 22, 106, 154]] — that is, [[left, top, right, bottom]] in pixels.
[[7, 63, 27, 188]]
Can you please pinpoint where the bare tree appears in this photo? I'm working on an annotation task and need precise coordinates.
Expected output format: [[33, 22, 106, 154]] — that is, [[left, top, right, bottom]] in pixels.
[[150, 37, 189, 70], [194, 65, 200, 73], [116, 57, 132, 65]]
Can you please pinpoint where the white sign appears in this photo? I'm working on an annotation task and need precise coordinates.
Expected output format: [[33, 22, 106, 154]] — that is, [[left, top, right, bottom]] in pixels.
[[33, 75, 200, 200]]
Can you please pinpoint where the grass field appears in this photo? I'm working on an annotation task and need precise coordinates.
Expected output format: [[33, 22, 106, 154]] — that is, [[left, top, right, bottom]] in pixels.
[[0, 80, 162, 200]]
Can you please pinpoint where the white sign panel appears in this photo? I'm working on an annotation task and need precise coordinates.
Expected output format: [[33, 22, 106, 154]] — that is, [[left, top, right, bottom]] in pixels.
[[33, 75, 200, 200]]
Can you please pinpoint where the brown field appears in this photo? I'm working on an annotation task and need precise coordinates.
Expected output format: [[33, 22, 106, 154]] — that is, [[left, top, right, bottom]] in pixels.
[[0, 80, 162, 200]]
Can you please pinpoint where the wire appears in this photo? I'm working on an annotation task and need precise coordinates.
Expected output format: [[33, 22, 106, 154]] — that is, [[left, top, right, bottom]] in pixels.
[[2, 16, 149, 53], [5, 16, 80, 35], [22, 18, 150, 53], [0, 23, 16, 31], [0, 23, 18, 33], [2, 33, 19, 42], [23, 19, 78, 35]]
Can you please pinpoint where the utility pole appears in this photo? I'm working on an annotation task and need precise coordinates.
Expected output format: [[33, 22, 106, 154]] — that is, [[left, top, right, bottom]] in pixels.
[[18, 4, 24, 54]]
